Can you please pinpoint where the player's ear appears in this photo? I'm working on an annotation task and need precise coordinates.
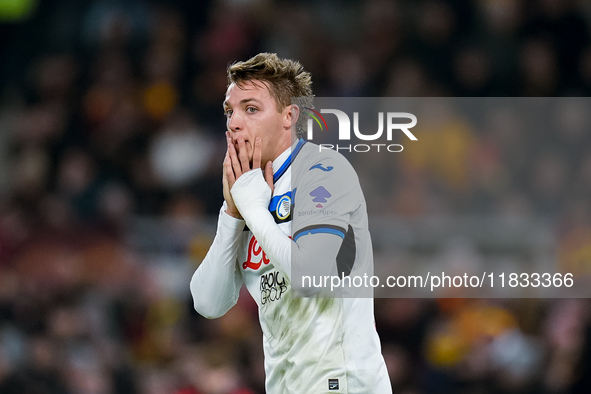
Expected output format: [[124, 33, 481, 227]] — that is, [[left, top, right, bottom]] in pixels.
[[284, 104, 299, 130]]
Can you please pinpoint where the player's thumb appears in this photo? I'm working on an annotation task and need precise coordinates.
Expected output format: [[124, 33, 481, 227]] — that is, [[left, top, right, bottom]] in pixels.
[[264, 161, 274, 192]]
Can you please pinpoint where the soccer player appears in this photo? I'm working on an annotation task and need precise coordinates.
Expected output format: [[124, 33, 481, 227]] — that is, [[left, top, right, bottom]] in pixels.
[[190, 53, 391, 393]]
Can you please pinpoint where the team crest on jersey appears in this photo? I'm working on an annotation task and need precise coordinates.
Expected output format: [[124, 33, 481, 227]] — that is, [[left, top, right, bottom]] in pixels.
[[269, 191, 292, 223], [276, 194, 291, 220]]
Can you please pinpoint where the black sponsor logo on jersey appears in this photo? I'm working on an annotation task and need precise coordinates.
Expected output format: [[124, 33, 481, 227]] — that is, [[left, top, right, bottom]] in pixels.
[[260, 270, 288, 305], [328, 379, 339, 390]]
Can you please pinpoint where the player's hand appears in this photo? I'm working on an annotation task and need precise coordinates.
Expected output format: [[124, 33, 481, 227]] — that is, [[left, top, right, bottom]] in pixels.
[[228, 136, 275, 225], [226, 136, 274, 193], [223, 132, 242, 219]]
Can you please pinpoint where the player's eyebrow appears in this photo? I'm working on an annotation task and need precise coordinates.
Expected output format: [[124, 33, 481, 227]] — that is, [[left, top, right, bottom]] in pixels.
[[223, 98, 262, 109]]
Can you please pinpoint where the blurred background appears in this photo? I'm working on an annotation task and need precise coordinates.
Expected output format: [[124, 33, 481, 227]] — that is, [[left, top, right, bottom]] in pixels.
[[1, 0, 591, 393]]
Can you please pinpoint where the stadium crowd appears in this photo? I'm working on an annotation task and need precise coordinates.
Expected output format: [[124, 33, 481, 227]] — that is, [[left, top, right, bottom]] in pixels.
[[1, 0, 591, 393]]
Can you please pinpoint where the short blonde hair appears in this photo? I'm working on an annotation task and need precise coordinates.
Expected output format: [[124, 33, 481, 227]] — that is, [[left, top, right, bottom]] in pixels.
[[227, 53, 314, 137]]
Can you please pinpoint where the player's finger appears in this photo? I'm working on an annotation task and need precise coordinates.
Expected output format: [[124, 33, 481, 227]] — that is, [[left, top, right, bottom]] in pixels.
[[252, 137, 262, 169], [264, 160, 274, 192], [237, 137, 250, 171], [246, 141, 253, 162], [228, 142, 242, 178], [222, 150, 229, 182], [224, 154, 236, 186], [222, 158, 229, 187]]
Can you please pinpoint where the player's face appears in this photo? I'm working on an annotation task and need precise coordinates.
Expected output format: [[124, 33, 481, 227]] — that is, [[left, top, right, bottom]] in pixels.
[[223, 80, 293, 166]]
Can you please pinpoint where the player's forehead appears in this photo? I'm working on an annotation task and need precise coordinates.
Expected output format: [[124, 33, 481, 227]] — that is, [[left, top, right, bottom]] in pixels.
[[224, 80, 273, 107]]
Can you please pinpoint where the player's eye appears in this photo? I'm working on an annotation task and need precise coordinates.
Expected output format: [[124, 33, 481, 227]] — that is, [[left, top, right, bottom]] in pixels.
[[224, 109, 233, 118], [246, 106, 258, 113]]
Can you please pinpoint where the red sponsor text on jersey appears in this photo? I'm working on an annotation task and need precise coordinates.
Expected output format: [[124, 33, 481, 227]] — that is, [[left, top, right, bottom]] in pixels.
[[243, 236, 270, 270]]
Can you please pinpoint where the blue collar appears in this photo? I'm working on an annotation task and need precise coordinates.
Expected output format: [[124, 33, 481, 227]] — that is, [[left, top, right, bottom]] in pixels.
[[273, 139, 306, 183]]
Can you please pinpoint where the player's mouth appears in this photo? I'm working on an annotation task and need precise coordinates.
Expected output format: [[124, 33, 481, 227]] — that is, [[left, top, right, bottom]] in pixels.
[[233, 138, 254, 160], [232, 138, 249, 149]]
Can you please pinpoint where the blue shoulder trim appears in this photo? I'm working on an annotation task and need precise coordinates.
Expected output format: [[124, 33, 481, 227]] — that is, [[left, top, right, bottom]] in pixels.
[[293, 224, 346, 242]]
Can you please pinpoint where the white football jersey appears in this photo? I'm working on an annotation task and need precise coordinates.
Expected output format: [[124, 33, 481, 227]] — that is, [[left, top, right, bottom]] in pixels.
[[192, 139, 391, 393], [237, 139, 391, 393]]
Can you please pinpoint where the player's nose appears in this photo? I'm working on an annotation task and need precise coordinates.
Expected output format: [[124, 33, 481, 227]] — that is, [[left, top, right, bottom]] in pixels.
[[227, 111, 243, 133]]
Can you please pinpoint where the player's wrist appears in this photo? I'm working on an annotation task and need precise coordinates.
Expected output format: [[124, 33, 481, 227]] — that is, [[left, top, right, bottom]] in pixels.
[[224, 208, 243, 219], [231, 169, 271, 208], [230, 169, 272, 229], [219, 204, 245, 232]]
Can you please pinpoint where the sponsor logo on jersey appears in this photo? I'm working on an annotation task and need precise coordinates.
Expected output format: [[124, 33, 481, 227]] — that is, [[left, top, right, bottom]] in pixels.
[[243, 236, 270, 271], [298, 209, 337, 217], [309, 163, 334, 172], [260, 270, 288, 305], [328, 379, 339, 390], [309, 186, 332, 208]]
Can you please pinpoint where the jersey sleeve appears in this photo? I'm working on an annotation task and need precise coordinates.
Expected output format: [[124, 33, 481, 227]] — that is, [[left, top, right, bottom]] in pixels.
[[190, 202, 245, 319], [292, 155, 361, 244], [289, 154, 364, 291]]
